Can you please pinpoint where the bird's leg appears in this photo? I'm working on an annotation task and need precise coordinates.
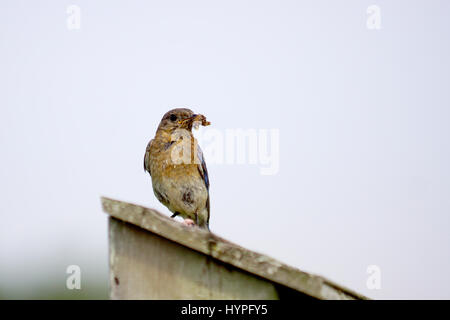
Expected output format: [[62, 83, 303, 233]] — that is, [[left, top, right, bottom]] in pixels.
[[172, 211, 194, 226]]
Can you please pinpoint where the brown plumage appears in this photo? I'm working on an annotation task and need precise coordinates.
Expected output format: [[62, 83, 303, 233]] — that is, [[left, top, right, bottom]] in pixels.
[[144, 108, 211, 229]]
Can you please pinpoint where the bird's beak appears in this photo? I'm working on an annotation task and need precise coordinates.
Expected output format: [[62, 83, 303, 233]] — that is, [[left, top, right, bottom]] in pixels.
[[178, 114, 210, 129]]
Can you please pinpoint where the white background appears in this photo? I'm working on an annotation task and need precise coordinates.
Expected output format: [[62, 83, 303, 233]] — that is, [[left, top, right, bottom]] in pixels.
[[1, 0, 449, 299]]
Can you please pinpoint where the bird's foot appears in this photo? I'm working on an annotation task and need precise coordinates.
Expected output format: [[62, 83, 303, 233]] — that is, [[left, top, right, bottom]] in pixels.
[[182, 219, 195, 227]]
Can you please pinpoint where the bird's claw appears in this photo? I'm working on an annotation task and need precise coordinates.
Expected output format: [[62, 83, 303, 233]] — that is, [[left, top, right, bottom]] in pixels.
[[182, 219, 195, 227]]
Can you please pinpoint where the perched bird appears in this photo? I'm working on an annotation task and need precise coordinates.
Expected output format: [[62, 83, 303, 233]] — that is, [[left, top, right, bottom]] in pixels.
[[144, 108, 211, 229]]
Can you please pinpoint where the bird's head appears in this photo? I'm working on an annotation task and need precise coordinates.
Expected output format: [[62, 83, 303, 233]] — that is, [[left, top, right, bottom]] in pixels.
[[157, 108, 210, 133]]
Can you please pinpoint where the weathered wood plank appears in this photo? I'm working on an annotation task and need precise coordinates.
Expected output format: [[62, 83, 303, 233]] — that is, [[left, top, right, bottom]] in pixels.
[[102, 197, 367, 300], [109, 218, 282, 299]]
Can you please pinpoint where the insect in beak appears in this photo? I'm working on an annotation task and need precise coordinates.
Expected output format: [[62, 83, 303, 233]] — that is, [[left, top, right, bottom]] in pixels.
[[178, 114, 210, 129]]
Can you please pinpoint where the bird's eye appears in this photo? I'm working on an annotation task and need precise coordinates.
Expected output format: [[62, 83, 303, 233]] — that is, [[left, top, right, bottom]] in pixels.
[[170, 114, 177, 122]]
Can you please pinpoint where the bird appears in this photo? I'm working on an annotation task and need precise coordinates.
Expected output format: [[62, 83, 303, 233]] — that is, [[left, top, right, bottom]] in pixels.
[[144, 108, 211, 229]]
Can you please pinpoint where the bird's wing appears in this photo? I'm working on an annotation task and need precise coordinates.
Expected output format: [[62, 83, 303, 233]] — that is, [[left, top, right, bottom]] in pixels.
[[197, 145, 210, 217], [144, 139, 153, 176], [197, 145, 209, 190]]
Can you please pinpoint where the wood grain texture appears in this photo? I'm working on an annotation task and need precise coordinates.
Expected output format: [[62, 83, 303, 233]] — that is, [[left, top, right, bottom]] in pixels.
[[102, 197, 368, 300], [109, 218, 280, 299]]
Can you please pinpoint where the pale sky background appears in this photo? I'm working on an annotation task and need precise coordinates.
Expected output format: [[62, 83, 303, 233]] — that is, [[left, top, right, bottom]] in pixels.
[[1, 0, 450, 299]]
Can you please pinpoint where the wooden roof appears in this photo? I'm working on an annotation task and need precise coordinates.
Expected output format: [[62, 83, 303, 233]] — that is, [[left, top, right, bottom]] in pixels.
[[101, 197, 368, 300]]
